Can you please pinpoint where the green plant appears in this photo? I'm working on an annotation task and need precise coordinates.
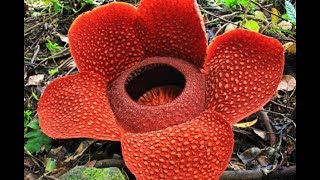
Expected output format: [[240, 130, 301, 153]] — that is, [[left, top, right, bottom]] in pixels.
[[43, 0, 63, 12], [80, 0, 94, 7], [216, 0, 255, 10], [284, 0, 296, 24], [281, 14, 289, 21], [268, 27, 296, 36], [48, 68, 59, 75], [45, 39, 63, 55], [244, 19, 260, 32], [24, 110, 33, 128], [32, 92, 39, 101], [25, 118, 52, 154]]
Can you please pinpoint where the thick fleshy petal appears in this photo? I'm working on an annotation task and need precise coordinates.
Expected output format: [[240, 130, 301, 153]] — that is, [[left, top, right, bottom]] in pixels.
[[137, 0, 207, 68], [68, 3, 144, 81], [37, 72, 121, 141], [205, 29, 284, 124], [121, 110, 233, 179]]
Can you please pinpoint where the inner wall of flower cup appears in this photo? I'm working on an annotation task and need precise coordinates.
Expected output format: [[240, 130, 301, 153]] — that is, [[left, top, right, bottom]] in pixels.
[[125, 63, 186, 105]]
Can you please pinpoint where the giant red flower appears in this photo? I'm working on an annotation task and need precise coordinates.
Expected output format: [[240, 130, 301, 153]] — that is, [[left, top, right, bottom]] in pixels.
[[37, 0, 284, 179]]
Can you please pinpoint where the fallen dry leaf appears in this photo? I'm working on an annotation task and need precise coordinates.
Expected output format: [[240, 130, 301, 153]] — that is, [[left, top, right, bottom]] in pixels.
[[233, 119, 257, 128], [286, 143, 295, 154], [85, 160, 97, 167], [229, 161, 246, 170], [277, 75, 296, 91], [60, 34, 69, 44], [26, 74, 45, 86], [237, 147, 262, 165], [49, 146, 63, 156], [224, 23, 237, 33], [257, 155, 270, 166], [253, 129, 268, 141], [271, 8, 279, 25], [64, 140, 94, 162], [283, 42, 296, 54], [278, 21, 292, 30]]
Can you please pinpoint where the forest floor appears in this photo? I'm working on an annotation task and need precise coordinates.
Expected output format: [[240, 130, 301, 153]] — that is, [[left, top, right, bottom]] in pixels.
[[24, 0, 296, 179]]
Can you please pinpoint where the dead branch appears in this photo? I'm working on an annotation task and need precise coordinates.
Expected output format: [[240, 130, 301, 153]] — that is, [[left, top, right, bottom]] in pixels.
[[257, 109, 276, 146], [94, 159, 125, 168], [270, 100, 295, 110], [221, 166, 295, 180]]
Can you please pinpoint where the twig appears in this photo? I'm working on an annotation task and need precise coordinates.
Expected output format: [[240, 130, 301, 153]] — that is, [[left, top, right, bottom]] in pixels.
[[220, 165, 296, 180], [270, 100, 295, 110], [65, 66, 77, 76], [241, 0, 252, 28], [25, 48, 70, 62], [251, 0, 287, 21], [24, 147, 44, 168], [205, 11, 240, 25], [261, 109, 290, 117], [31, 45, 40, 63], [24, 13, 57, 36], [233, 128, 267, 147], [260, 21, 273, 34], [38, 175, 60, 180], [44, 57, 73, 81], [94, 159, 125, 168], [257, 110, 276, 146], [200, 7, 235, 24], [263, 30, 296, 42], [214, 23, 229, 37], [246, 15, 269, 25], [24, 61, 51, 68]]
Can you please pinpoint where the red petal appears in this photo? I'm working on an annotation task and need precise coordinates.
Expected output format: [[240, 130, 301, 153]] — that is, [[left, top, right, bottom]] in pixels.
[[37, 72, 121, 141], [137, 0, 207, 68], [205, 29, 284, 124], [68, 3, 144, 81], [121, 110, 233, 179]]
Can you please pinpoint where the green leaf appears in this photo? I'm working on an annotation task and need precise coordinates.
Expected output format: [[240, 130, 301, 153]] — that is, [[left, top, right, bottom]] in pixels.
[[25, 130, 42, 138], [238, 0, 255, 9], [53, 2, 62, 12], [25, 130, 51, 154], [269, 27, 296, 36], [45, 40, 62, 55], [271, 8, 279, 25], [24, 110, 32, 117], [225, 0, 238, 9], [27, 120, 39, 130], [254, 11, 267, 21], [48, 68, 59, 75], [281, 14, 289, 20], [24, 110, 32, 128], [218, 0, 255, 9], [83, 0, 94, 5], [244, 20, 260, 32], [24, 120, 28, 128], [285, 0, 296, 23], [43, 0, 52, 6], [32, 92, 39, 101], [45, 158, 57, 172]]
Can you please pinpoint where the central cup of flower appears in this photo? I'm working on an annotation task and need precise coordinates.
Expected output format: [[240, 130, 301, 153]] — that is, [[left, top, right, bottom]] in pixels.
[[108, 57, 206, 133]]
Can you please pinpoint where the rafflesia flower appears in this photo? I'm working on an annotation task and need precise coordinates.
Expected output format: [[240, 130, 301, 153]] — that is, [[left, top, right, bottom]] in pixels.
[[37, 0, 284, 179]]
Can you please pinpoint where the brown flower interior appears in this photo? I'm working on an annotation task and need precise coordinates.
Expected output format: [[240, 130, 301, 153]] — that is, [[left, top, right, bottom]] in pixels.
[[125, 64, 185, 106]]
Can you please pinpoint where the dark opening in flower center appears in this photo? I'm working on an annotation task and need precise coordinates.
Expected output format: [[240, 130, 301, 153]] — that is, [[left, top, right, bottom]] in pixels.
[[125, 64, 185, 106], [109, 57, 206, 133]]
